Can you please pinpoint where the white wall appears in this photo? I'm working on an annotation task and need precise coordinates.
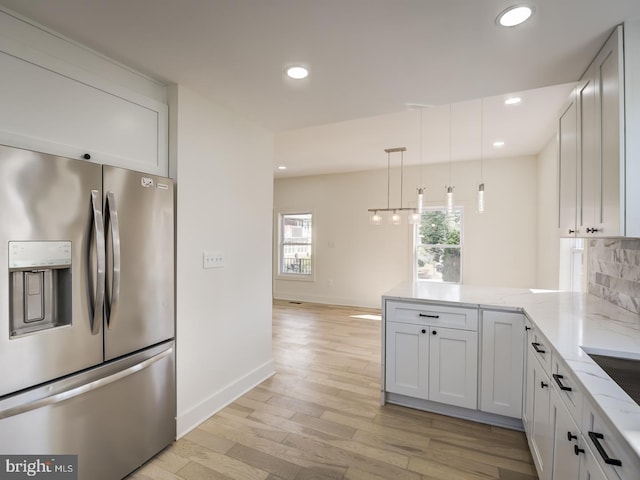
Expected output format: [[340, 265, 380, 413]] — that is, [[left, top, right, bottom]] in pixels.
[[170, 85, 275, 437], [536, 135, 561, 289], [274, 155, 538, 308]]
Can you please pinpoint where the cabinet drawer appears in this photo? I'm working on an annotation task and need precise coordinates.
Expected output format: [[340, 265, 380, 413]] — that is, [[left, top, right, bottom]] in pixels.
[[582, 398, 640, 480], [551, 353, 583, 426], [386, 301, 478, 330], [527, 327, 551, 375]]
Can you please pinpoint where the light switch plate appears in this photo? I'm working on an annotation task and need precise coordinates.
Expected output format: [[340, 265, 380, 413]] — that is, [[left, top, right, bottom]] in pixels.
[[203, 251, 224, 269]]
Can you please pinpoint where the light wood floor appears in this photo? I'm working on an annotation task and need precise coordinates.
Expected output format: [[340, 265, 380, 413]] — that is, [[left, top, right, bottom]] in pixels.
[[127, 300, 538, 480]]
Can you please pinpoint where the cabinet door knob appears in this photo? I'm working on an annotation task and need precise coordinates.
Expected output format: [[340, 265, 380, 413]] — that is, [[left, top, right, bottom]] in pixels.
[[83, 153, 91, 160], [574, 445, 585, 456], [540, 381, 548, 389], [567, 432, 578, 441], [568, 229, 575, 234], [525, 326, 531, 331], [432, 330, 437, 335], [586, 227, 600, 234]]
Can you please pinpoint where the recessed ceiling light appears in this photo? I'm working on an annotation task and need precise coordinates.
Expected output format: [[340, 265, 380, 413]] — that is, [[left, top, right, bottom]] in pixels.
[[277, 165, 287, 170], [504, 97, 522, 105], [285, 65, 309, 80], [493, 141, 505, 148], [496, 5, 534, 27]]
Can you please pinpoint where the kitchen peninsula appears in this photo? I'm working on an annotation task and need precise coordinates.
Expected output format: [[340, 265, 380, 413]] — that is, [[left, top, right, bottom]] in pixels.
[[382, 282, 640, 480]]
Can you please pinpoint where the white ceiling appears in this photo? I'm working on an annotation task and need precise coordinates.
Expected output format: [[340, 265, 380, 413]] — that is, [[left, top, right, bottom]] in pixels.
[[1, 0, 639, 176]]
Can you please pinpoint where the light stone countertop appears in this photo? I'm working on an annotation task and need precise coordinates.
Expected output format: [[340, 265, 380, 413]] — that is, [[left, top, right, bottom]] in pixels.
[[383, 281, 640, 461]]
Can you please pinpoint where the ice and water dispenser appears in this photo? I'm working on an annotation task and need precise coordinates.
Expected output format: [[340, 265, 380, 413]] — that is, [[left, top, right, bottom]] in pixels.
[[9, 241, 72, 337]]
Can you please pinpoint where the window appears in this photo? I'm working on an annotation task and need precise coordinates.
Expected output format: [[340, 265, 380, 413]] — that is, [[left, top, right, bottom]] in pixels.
[[415, 208, 462, 283], [278, 212, 313, 278]]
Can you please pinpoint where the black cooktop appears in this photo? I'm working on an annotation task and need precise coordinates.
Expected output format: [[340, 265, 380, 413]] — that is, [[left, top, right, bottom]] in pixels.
[[589, 354, 640, 405]]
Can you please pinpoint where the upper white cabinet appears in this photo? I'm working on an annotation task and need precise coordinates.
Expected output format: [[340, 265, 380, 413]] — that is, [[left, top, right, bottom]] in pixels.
[[0, 10, 168, 176], [558, 94, 579, 237], [559, 21, 640, 237], [480, 310, 524, 418]]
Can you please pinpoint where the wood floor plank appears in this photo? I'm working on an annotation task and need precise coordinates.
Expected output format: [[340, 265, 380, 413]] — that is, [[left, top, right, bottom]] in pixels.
[[125, 300, 537, 480]]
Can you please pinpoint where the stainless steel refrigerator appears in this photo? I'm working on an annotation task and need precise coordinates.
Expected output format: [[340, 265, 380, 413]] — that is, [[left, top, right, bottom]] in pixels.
[[0, 145, 175, 479]]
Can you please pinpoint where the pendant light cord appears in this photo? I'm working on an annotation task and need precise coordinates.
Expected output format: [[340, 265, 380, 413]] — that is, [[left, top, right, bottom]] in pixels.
[[480, 98, 484, 183], [387, 150, 391, 210], [419, 109, 423, 186], [448, 103, 452, 186]]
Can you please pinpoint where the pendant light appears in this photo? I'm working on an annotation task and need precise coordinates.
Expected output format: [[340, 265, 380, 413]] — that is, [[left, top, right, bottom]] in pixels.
[[478, 98, 486, 213], [445, 104, 455, 213], [410, 108, 425, 225], [368, 147, 417, 225]]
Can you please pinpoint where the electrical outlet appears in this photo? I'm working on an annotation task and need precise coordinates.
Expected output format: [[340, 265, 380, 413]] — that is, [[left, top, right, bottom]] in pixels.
[[203, 251, 225, 269]]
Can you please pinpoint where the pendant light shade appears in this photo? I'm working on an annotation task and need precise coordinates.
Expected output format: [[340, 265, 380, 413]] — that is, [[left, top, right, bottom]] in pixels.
[[370, 211, 382, 225], [446, 186, 454, 213], [478, 183, 485, 213]]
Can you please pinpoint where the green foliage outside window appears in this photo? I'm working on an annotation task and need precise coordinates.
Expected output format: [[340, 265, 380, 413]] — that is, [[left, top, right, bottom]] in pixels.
[[417, 209, 462, 282]]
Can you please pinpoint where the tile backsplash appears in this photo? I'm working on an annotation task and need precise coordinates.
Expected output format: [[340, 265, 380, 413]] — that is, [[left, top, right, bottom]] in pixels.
[[588, 238, 640, 314]]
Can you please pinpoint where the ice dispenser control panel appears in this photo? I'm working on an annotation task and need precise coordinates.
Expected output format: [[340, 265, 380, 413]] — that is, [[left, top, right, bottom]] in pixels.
[[9, 241, 71, 270]]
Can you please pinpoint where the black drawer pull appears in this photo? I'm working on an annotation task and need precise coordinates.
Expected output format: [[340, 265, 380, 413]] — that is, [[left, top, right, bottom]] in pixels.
[[540, 381, 548, 389], [588, 431, 622, 466], [553, 373, 573, 392], [419, 313, 440, 319], [531, 342, 546, 354], [525, 326, 531, 331], [574, 445, 585, 456], [567, 432, 577, 441]]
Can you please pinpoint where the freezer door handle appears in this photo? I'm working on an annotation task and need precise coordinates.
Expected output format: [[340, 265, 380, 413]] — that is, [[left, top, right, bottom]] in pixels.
[[0, 344, 173, 420], [105, 192, 121, 328], [90, 189, 105, 335]]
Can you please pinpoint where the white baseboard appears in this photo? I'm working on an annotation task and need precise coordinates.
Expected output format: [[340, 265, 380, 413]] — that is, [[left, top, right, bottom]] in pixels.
[[273, 293, 381, 310], [176, 359, 275, 438]]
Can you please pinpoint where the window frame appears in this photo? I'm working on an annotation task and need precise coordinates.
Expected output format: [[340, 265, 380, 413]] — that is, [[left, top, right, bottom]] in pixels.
[[413, 206, 464, 284], [276, 210, 315, 282]]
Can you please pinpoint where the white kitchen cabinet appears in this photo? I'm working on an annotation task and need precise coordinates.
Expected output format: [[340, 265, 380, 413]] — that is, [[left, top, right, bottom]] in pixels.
[[0, 12, 168, 177], [579, 445, 608, 480], [384, 300, 479, 411], [551, 386, 581, 480], [558, 23, 640, 237], [526, 345, 553, 480], [580, 27, 624, 236], [558, 92, 579, 237], [429, 326, 478, 409], [582, 396, 640, 480], [576, 67, 597, 236], [522, 317, 534, 433], [385, 321, 429, 398], [385, 320, 478, 409], [480, 310, 524, 418]]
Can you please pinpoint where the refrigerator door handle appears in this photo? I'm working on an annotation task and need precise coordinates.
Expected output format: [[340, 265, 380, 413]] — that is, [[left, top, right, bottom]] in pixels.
[[105, 191, 122, 328], [0, 345, 173, 420], [90, 189, 105, 335]]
